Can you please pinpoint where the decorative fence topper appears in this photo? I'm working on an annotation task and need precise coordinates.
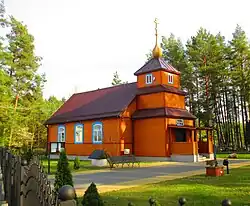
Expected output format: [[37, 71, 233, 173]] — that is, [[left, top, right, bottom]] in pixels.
[[0, 147, 76, 206], [127, 197, 232, 206], [0, 147, 233, 206]]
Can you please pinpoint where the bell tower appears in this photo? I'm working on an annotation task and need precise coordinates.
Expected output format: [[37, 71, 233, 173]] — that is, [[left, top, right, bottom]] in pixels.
[[134, 18, 181, 89]]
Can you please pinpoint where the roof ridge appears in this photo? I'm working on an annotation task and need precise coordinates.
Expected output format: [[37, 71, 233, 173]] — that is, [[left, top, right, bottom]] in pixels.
[[134, 58, 153, 75], [159, 58, 180, 74], [73, 82, 136, 96], [134, 57, 180, 76]]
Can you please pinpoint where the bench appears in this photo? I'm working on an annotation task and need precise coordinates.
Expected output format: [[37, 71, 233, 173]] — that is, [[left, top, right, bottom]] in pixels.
[[106, 154, 140, 169]]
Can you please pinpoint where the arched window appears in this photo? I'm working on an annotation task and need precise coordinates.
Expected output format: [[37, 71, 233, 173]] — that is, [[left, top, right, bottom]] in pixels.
[[58, 125, 66, 142], [74, 123, 84, 144], [92, 122, 103, 144]]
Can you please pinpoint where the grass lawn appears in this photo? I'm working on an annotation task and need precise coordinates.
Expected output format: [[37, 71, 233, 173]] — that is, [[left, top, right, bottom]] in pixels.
[[100, 166, 250, 206], [41, 159, 105, 175], [216, 153, 250, 159], [41, 159, 167, 175]]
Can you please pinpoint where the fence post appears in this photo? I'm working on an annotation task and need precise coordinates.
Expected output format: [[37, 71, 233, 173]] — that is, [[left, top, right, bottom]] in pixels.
[[0, 166, 8, 206], [148, 198, 156, 205], [222, 199, 232, 206], [0, 166, 4, 201], [178, 197, 186, 206], [5, 153, 11, 205], [19, 159, 28, 206], [58, 185, 77, 206]]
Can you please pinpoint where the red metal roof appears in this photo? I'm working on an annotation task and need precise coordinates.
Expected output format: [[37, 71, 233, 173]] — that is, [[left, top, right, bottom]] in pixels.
[[45, 83, 193, 125], [45, 83, 137, 124], [134, 57, 180, 76]]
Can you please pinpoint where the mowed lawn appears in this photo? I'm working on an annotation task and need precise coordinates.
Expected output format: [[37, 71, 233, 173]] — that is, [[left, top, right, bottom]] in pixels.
[[41, 159, 166, 175], [216, 153, 250, 159], [41, 159, 105, 174], [101, 166, 250, 206]]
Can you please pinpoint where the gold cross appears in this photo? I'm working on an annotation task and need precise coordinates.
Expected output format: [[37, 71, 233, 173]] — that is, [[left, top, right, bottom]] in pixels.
[[154, 18, 159, 35]]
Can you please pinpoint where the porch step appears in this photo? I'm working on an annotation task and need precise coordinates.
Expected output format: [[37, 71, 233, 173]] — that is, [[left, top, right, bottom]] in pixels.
[[198, 155, 208, 162]]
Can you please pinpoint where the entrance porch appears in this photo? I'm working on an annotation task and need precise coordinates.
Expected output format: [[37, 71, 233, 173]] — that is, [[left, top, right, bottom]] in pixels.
[[196, 127, 214, 160], [169, 126, 214, 162]]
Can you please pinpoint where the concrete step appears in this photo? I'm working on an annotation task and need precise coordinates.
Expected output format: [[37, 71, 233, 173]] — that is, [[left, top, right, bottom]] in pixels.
[[198, 155, 208, 162]]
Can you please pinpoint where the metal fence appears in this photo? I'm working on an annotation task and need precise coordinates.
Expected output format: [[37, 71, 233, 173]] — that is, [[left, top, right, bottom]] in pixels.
[[126, 197, 232, 206], [0, 147, 76, 206], [0, 147, 233, 206]]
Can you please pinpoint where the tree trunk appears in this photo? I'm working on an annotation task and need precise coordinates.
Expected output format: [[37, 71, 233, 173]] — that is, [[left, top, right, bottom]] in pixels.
[[233, 91, 240, 148]]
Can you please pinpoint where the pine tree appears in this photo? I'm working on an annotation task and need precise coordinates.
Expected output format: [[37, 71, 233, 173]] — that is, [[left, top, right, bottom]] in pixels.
[[0, 0, 6, 26], [54, 149, 74, 192], [1, 16, 46, 148], [160, 34, 195, 112], [82, 182, 104, 206], [0, 8, 65, 150], [228, 25, 250, 147], [74, 156, 80, 170]]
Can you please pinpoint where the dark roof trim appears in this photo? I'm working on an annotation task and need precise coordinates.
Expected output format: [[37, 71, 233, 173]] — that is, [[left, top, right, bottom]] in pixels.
[[135, 68, 180, 76], [44, 111, 121, 125], [132, 107, 196, 120], [137, 85, 187, 96]]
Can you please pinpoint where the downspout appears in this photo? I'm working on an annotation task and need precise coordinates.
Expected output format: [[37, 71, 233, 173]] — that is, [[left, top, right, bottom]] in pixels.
[[118, 114, 121, 156], [45, 125, 49, 154]]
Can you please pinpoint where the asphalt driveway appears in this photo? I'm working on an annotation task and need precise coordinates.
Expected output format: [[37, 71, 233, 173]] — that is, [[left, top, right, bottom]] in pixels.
[[49, 159, 250, 191]]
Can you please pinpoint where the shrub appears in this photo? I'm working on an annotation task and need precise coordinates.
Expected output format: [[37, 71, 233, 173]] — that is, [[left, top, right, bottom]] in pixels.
[[82, 182, 104, 206], [74, 156, 81, 170], [33, 147, 46, 155], [22, 147, 34, 164], [54, 149, 74, 192]]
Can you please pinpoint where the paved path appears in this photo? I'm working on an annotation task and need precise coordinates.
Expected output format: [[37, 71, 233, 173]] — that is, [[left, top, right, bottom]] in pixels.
[[49, 159, 250, 195]]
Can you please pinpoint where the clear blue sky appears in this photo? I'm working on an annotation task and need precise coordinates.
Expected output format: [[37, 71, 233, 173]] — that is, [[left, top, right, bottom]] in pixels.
[[5, 0, 250, 99]]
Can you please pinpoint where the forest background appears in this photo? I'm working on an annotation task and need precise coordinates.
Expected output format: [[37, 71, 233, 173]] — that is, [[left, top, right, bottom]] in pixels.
[[0, 1, 249, 152]]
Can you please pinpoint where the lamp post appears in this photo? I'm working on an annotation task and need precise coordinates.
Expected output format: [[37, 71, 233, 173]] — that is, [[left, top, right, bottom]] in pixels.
[[223, 159, 229, 174]]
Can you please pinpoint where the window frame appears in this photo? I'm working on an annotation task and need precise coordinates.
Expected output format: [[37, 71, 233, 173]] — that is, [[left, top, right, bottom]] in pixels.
[[74, 123, 84, 144], [58, 125, 66, 142], [92, 122, 103, 144], [50, 142, 58, 153], [168, 73, 174, 84], [50, 142, 65, 153], [145, 73, 153, 84]]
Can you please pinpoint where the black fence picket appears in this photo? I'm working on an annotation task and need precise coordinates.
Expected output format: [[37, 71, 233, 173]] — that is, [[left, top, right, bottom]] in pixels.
[[0, 147, 76, 206], [0, 147, 233, 206]]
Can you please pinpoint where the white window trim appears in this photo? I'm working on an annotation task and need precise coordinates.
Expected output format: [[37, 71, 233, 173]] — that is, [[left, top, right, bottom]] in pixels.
[[92, 123, 103, 144], [74, 123, 84, 144], [145, 74, 153, 84], [51, 143, 58, 153], [168, 74, 174, 84], [58, 126, 66, 142]]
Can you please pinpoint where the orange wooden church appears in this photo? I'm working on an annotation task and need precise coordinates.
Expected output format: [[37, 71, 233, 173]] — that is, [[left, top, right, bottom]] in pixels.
[[45, 20, 214, 162]]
